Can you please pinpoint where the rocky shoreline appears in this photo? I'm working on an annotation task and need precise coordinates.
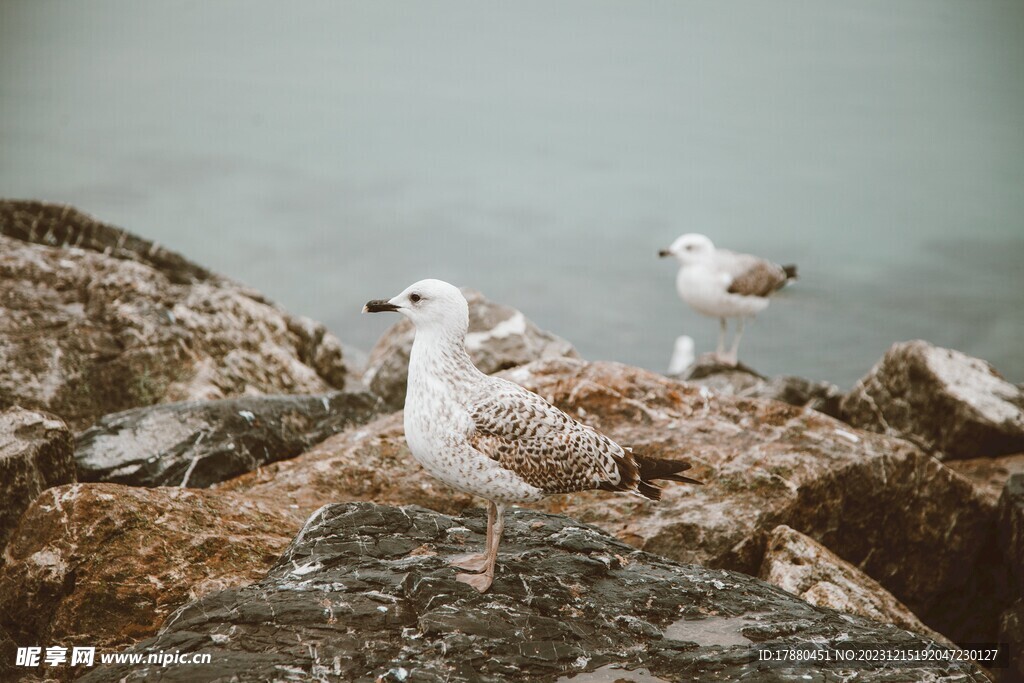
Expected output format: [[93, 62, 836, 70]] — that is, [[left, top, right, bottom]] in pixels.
[[1, 201, 1022, 682]]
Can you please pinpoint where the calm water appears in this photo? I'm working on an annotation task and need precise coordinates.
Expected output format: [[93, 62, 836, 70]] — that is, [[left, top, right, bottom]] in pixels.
[[2, 1, 1022, 387]]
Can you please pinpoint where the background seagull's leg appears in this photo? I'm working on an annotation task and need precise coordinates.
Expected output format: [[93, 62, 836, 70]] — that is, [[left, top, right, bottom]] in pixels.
[[726, 318, 745, 365]]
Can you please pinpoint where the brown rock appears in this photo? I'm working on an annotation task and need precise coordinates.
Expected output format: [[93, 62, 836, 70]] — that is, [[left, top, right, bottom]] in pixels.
[[677, 354, 842, 417], [219, 411, 475, 515], [0, 407, 74, 567], [947, 453, 1024, 505], [226, 357, 999, 643], [0, 200, 349, 430], [1000, 474, 1024, 598], [759, 524, 953, 646], [840, 340, 1024, 459], [1000, 599, 1024, 683], [363, 288, 577, 409], [0, 483, 299, 654]]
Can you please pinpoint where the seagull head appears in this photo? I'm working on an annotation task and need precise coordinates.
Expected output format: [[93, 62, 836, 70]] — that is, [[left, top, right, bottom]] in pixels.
[[659, 233, 715, 265], [363, 278, 469, 334]]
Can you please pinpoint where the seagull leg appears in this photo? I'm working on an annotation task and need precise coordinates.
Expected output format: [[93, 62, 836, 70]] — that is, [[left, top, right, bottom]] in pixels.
[[716, 318, 727, 361], [725, 318, 745, 365], [457, 502, 505, 592], [449, 501, 493, 572]]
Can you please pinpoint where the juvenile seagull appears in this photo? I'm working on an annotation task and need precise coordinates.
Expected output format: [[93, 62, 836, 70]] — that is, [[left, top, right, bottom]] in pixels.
[[364, 279, 700, 592], [659, 234, 796, 365]]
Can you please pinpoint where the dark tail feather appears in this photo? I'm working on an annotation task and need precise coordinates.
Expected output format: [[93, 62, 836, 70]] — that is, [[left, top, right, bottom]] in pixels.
[[783, 264, 798, 280], [634, 455, 703, 501]]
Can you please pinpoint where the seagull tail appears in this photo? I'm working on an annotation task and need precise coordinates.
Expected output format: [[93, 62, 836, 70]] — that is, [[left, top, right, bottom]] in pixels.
[[783, 264, 798, 280], [633, 455, 703, 501]]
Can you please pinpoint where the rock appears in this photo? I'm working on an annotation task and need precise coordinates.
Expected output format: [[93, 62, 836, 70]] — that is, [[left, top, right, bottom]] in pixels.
[[79, 502, 987, 683], [75, 390, 384, 488], [504, 359, 1002, 643], [0, 200, 349, 431], [947, 453, 1024, 505], [840, 340, 1024, 459], [225, 358, 1000, 643], [220, 411, 476, 515], [676, 354, 842, 418], [1000, 600, 1024, 683], [0, 407, 74, 566], [759, 524, 953, 647], [363, 288, 577, 409], [999, 474, 1024, 599], [0, 623, 14, 682], [0, 483, 300, 655]]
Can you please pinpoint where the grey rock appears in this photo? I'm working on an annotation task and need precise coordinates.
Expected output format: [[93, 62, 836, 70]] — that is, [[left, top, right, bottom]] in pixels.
[[841, 340, 1024, 459], [75, 391, 384, 488], [0, 200, 350, 431], [0, 407, 74, 566], [364, 288, 577, 409], [80, 502, 987, 683], [676, 355, 842, 418]]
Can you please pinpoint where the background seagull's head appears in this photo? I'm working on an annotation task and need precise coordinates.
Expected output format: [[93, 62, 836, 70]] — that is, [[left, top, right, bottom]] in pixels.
[[363, 278, 469, 334], [659, 233, 716, 265]]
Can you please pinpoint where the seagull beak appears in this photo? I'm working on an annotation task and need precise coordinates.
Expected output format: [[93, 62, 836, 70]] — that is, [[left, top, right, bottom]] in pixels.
[[363, 299, 400, 313], [658, 249, 672, 258]]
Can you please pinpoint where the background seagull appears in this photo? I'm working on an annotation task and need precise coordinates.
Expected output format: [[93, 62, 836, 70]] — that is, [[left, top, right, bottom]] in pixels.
[[659, 234, 797, 365], [364, 279, 701, 592]]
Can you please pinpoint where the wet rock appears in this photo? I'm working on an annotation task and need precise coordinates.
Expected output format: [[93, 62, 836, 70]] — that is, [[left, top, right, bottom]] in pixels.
[[840, 340, 1024, 459], [0, 407, 74, 566], [947, 453, 1024, 505], [0, 483, 299, 655], [0, 200, 349, 431], [759, 524, 953, 646], [79, 502, 987, 683], [676, 354, 842, 417], [363, 288, 577, 409], [225, 358, 1000, 643], [75, 390, 383, 488]]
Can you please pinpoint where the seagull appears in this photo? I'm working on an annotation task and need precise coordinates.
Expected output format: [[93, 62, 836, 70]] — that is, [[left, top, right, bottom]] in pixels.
[[659, 234, 796, 365], [364, 279, 701, 592]]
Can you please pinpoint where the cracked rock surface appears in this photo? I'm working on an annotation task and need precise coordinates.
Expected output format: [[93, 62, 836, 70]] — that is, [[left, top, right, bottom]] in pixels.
[[75, 391, 383, 488], [0, 407, 74, 568], [80, 503, 987, 683], [0, 200, 349, 431], [841, 340, 1024, 460]]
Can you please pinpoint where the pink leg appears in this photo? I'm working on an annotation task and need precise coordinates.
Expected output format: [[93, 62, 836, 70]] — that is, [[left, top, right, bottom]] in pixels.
[[456, 502, 505, 592], [448, 502, 494, 572]]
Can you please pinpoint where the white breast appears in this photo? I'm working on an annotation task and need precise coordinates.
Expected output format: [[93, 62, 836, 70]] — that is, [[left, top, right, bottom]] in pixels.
[[676, 266, 770, 318], [404, 361, 545, 504]]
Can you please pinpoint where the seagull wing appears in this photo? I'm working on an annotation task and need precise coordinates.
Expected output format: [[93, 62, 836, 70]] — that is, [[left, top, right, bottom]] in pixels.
[[718, 250, 791, 298], [467, 377, 638, 495]]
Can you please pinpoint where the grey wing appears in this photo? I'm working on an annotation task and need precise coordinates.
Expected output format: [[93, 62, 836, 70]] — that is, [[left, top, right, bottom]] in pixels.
[[468, 378, 638, 495], [718, 250, 790, 298]]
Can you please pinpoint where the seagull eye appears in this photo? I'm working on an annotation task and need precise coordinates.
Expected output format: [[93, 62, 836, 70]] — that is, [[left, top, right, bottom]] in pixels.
[[685, 244, 695, 251], [409, 293, 421, 303]]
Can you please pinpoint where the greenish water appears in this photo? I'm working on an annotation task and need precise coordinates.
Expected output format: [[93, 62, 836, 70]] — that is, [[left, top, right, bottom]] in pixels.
[[2, 1, 1022, 386]]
